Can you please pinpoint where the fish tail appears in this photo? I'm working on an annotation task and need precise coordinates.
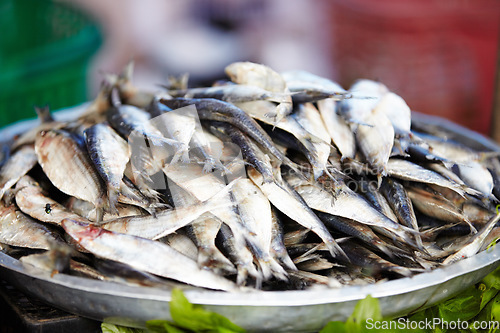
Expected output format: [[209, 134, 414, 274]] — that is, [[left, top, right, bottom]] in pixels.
[[197, 247, 237, 275], [107, 186, 121, 216]]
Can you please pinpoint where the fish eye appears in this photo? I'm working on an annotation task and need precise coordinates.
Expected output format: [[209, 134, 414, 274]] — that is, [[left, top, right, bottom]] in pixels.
[[45, 203, 52, 214]]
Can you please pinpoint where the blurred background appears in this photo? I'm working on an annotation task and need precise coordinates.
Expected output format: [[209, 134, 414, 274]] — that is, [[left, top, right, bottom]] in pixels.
[[0, 0, 498, 137]]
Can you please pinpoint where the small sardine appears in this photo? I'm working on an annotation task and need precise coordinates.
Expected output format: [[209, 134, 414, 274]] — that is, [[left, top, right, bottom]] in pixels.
[[0, 145, 38, 200], [248, 167, 347, 260], [442, 213, 500, 265], [101, 180, 236, 240], [85, 123, 131, 213], [380, 178, 424, 249], [15, 176, 88, 225], [35, 130, 107, 221], [317, 98, 356, 160], [225, 61, 292, 124], [0, 203, 62, 250], [355, 108, 394, 178], [62, 219, 238, 291], [167, 85, 292, 104], [286, 174, 419, 249], [386, 159, 470, 197], [407, 186, 475, 232]]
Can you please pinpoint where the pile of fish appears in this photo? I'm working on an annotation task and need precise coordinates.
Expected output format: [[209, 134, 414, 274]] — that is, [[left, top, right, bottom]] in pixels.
[[1, 61, 500, 292]]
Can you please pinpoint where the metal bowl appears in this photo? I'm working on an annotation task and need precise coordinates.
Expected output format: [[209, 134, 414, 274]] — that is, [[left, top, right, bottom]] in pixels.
[[0, 106, 499, 332]]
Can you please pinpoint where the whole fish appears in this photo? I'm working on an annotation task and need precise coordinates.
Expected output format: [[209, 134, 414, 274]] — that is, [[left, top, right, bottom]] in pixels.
[[237, 100, 331, 179], [85, 123, 131, 214], [337, 242, 413, 278], [316, 211, 393, 258], [286, 173, 420, 250], [35, 129, 107, 221], [248, 167, 347, 260], [379, 178, 424, 249], [156, 180, 236, 275], [161, 98, 290, 168], [355, 107, 394, 179], [0, 203, 62, 250], [0, 145, 38, 200], [442, 213, 500, 265], [62, 219, 238, 291], [281, 70, 350, 103], [231, 178, 288, 281], [270, 208, 297, 271], [100, 180, 236, 240], [357, 179, 398, 223], [338, 79, 388, 125], [15, 175, 88, 225], [317, 98, 356, 160], [166, 85, 292, 104], [406, 186, 475, 232], [455, 162, 495, 198], [225, 61, 292, 124], [386, 159, 472, 197], [372, 92, 411, 137]]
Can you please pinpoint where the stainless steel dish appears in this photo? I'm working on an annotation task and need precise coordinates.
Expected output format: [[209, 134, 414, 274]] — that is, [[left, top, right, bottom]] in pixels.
[[0, 106, 498, 332]]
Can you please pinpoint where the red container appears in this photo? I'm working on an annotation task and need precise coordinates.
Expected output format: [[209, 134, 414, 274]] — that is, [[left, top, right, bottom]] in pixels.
[[328, 0, 500, 135]]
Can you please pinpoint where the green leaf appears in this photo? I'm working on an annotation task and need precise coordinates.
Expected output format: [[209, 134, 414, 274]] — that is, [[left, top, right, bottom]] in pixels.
[[146, 320, 186, 333], [438, 286, 483, 322], [101, 323, 146, 333], [319, 321, 349, 333], [350, 295, 382, 323], [167, 288, 245, 333]]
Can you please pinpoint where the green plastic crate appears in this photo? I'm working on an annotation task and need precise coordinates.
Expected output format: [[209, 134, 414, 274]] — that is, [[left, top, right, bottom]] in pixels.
[[0, 0, 102, 126]]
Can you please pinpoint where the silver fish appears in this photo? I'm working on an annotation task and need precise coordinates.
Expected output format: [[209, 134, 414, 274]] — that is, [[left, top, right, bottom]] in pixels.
[[232, 178, 288, 281], [455, 162, 494, 198], [379, 178, 424, 250], [386, 159, 471, 197], [0, 145, 37, 200], [286, 174, 419, 249], [281, 70, 349, 104], [85, 123, 131, 214], [355, 107, 394, 178], [338, 79, 388, 125], [0, 204, 61, 250], [225, 61, 292, 124], [442, 213, 500, 265], [101, 180, 236, 240], [35, 130, 107, 221], [407, 186, 475, 232], [248, 167, 347, 260], [15, 175, 88, 225], [372, 92, 411, 137], [237, 100, 331, 179], [167, 85, 292, 104], [317, 98, 356, 160], [62, 219, 238, 291]]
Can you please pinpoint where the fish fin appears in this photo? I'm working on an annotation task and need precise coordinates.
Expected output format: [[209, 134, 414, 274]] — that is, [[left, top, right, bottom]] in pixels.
[[197, 248, 237, 275], [34, 105, 54, 123]]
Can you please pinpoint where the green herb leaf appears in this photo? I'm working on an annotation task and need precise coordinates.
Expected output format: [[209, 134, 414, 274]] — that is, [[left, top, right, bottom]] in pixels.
[[350, 295, 382, 323], [150, 288, 245, 333], [101, 323, 146, 333], [438, 286, 483, 322]]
